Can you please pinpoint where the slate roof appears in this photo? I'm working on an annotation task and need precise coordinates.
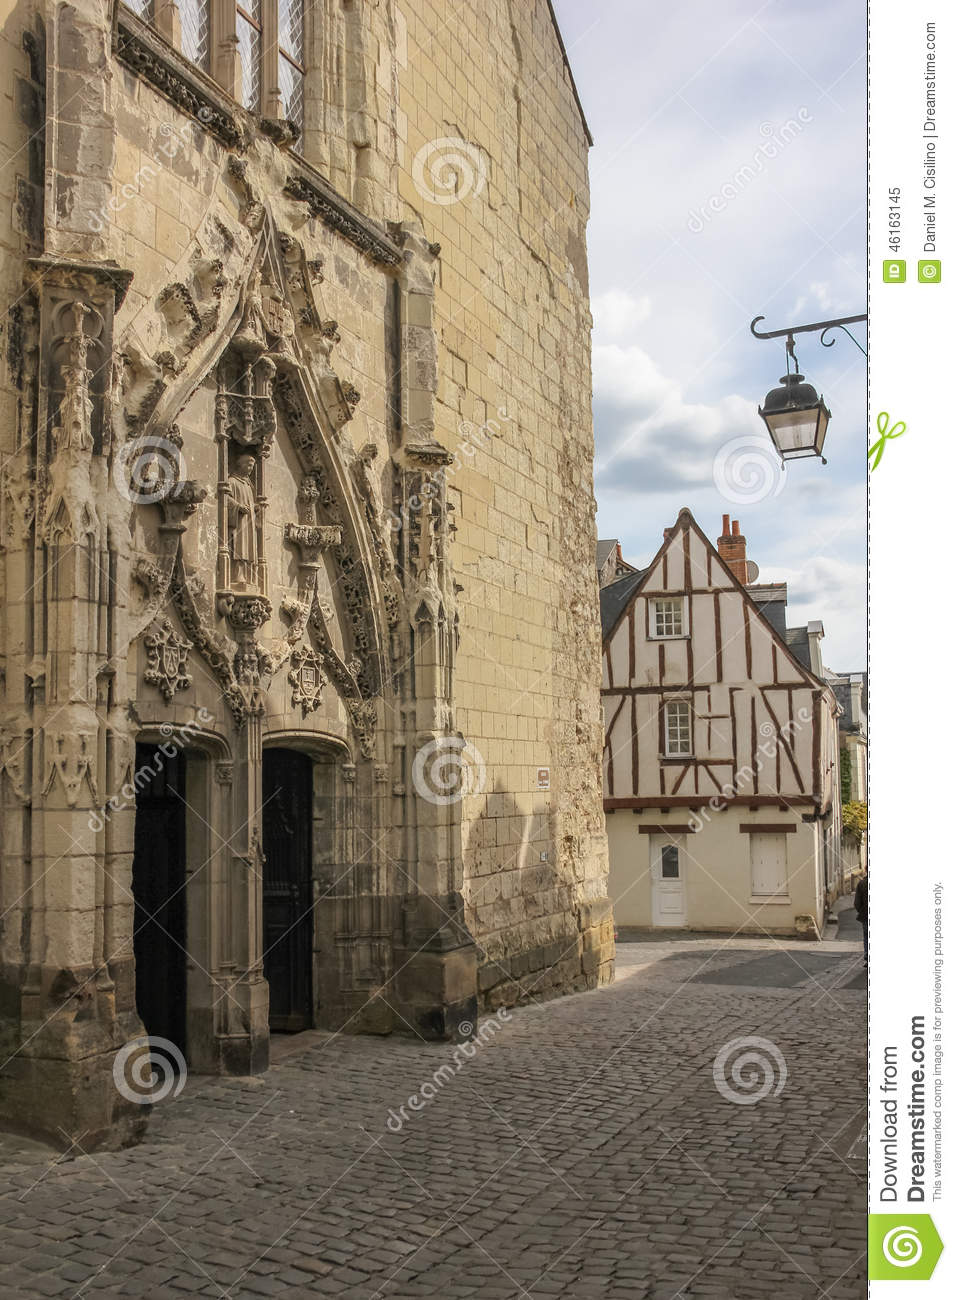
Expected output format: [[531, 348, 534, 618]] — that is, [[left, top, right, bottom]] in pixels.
[[824, 670, 868, 730], [750, 590, 788, 638], [599, 570, 645, 639], [763, 603, 789, 638], [785, 627, 812, 671], [596, 539, 616, 570]]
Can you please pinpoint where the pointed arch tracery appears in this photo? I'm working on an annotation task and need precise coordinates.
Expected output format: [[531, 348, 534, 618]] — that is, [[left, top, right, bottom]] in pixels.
[[116, 202, 395, 746]]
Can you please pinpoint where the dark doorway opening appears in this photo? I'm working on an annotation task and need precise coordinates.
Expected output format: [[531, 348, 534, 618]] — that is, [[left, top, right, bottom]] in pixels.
[[262, 748, 314, 1032], [131, 744, 188, 1058]]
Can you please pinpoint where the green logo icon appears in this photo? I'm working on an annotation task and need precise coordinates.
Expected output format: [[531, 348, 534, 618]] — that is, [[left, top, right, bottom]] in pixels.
[[868, 1214, 944, 1280], [883, 260, 906, 283], [918, 259, 941, 283], [868, 411, 907, 471]]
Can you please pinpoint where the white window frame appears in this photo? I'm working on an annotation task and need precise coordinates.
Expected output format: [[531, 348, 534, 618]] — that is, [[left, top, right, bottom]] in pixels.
[[663, 699, 693, 758], [648, 596, 688, 640]]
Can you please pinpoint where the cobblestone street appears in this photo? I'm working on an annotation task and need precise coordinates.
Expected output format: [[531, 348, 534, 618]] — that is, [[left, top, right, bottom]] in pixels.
[[0, 933, 866, 1300]]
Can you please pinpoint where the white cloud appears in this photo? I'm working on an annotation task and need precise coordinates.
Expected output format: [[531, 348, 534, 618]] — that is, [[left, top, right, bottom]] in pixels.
[[592, 289, 652, 339], [788, 280, 833, 320], [757, 553, 866, 670], [593, 338, 757, 492], [552, 0, 866, 663]]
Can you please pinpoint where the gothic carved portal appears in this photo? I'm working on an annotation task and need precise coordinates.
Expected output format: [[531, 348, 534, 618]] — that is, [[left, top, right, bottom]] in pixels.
[[0, 207, 480, 1156]]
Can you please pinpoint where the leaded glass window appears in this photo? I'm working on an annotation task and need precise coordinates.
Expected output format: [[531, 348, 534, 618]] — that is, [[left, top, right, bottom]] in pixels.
[[130, 1, 307, 136], [179, 0, 211, 69], [236, 2, 263, 114], [278, 0, 305, 129]]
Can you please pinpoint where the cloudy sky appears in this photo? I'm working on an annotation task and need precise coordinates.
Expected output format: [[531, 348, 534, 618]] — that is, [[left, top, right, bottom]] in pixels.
[[552, 0, 866, 668]]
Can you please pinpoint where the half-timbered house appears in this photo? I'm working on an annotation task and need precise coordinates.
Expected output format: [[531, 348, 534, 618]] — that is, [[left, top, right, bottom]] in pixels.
[[600, 509, 842, 937]]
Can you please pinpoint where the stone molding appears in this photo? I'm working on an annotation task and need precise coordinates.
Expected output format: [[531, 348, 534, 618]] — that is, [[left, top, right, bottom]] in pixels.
[[25, 256, 134, 310], [114, 6, 247, 151], [283, 169, 403, 268]]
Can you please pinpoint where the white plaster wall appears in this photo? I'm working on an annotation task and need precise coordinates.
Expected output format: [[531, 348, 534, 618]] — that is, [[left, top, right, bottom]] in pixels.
[[606, 811, 822, 934]]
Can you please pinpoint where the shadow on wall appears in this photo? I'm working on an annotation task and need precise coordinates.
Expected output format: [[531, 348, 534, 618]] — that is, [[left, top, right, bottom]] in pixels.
[[460, 781, 614, 1010]]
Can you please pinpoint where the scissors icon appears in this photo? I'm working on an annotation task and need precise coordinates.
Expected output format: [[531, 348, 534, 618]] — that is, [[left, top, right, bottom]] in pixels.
[[868, 412, 906, 470]]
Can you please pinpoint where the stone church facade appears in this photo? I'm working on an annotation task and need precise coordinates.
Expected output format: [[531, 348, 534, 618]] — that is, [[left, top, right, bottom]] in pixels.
[[0, 0, 613, 1148]]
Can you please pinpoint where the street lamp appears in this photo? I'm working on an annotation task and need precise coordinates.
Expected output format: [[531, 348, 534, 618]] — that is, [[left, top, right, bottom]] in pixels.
[[750, 311, 867, 465], [758, 365, 831, 462]]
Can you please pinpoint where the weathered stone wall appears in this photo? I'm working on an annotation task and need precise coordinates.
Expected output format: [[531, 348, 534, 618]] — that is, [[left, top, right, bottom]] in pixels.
[[0, 0, 611, 1148], [394, 1, 614, 1001]]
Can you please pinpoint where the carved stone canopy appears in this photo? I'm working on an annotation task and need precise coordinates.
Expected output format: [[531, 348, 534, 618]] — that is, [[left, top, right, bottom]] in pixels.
[[285, 522, 342, 567], [219, 593, 272, 632]]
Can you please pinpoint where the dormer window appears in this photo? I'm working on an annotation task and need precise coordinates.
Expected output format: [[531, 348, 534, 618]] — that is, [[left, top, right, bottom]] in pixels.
[[650, 597, 686, 639]]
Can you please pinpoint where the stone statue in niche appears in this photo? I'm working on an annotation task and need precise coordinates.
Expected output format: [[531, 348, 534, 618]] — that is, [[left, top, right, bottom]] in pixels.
[[226, 450, 259, 588]]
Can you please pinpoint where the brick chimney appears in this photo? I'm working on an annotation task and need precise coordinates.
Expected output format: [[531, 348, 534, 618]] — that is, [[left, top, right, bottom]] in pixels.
[[717, 515, 748, 584]]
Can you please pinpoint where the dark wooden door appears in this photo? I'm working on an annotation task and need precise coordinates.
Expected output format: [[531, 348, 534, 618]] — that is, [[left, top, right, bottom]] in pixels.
[[131, 745, 187, 1058], [262, 749, 313, 1031]]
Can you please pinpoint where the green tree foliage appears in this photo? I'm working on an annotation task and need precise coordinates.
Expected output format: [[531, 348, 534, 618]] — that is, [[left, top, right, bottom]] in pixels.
[[842, 800, 867, 845]]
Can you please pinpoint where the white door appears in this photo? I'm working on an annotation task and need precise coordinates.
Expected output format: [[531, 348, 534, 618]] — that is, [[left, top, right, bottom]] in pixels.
[[651, 835, 687, 927]]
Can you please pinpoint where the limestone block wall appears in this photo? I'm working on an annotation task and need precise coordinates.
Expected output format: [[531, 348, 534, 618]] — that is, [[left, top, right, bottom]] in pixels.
[[394, 0, 613, 1001], [0, 0, 613, 1132]]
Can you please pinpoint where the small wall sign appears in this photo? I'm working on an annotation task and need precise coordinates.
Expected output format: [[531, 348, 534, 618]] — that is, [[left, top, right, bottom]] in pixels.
[[537, 767, 550, 790]]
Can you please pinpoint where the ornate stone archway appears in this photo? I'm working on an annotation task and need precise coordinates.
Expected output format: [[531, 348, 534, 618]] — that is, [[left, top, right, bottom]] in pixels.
[[1, 190, 477, 1149]]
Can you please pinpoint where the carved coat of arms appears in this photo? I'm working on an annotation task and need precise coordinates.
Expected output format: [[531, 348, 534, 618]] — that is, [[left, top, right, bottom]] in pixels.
[[143, 618, 193, 702], [289, 646, 326, 715]]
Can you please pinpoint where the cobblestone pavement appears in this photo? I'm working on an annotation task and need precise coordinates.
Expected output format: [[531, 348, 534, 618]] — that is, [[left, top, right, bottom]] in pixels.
[[0, 932, 866, 1299]]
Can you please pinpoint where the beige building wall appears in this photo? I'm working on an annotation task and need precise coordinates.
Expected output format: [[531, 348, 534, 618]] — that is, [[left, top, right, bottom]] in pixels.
[[607, 813, 824, 935], [395, 2, 610, 992]]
